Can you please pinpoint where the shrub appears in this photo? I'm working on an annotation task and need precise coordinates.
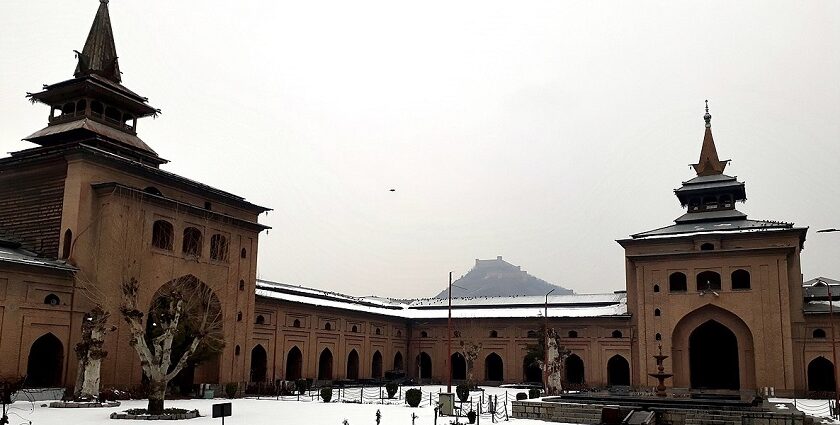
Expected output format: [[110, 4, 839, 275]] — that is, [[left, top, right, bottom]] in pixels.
[[296, 379, 312, 395], [528, 388, 540, 399], [224, 382, 238, 399], [405, 388, 422, 407], [516, 392, 527, 401], [467, 410, 477, 424], [320, 387, 333, 402], [385, 382, 398, 399], [98, 388, 116, 402], [124, 408, 192, 416], [456, 384, 470, 402]]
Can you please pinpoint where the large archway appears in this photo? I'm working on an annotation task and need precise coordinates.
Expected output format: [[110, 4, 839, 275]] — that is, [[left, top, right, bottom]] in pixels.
[[286, 346, 303, 380], [451, 353, 466, 380], [347, 349, 360, 380], [808, 357, 835, 392], [147, 275, 223, 389], [318, 348, 334, 380], [671, 305, 755, 390], [250, 345, 267, 382], [607, 355, 630, 386], [565, 354, 584, 385], [689, 321, 739, 390], [417, 352, 432, 379], [485, 353, 504, 382], [26, 333, 64, 388]]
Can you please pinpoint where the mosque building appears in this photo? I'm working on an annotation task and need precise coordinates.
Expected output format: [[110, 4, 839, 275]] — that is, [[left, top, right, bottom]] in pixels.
[[0, 1, 836, 398]]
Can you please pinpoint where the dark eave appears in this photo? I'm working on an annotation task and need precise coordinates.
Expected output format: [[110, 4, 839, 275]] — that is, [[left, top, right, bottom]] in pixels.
[[28, 75, 158, 117], [1, 143, 271, 214], [92, 182, 270, 233]]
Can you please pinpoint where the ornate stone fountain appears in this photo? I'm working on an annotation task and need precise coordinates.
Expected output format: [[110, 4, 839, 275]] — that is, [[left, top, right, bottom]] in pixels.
[[648, 344, 674, 397]]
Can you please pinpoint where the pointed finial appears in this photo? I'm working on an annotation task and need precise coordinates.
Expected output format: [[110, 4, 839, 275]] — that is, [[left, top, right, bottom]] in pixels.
[[703, 100, 712, 128]]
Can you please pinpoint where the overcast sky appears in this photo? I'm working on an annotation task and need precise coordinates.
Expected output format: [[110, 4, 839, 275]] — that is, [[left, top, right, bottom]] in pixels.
[[1, 1, 839, 298]]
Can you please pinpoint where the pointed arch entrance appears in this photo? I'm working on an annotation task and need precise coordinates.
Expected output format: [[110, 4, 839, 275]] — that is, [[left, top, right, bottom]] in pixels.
[[690, 321, 739, 389], [523, 356, 542, 383], [671, 305, 755, 390], [416, 352, 432, 379], [451, 353, 466, 380], [393, 351, 404, 371], [286, 346, 303, 380], [607, 355, 630, 386], [565, 354, 584, 385], [808, 357, 835, 392], [318, 348, 334, 380], [148, 275, 223, 388], [26, 333, 64, 387], [250, 345, 267, 382], [485, 353, 504, 381], [347, 349, 360, 380], [371, 351, 383, 378]]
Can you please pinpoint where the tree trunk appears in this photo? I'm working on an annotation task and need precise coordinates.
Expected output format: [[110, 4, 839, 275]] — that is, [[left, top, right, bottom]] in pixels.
[[80, 357, 102, 399], [74, 358, 86, 400], [147, 381, 166, 415]]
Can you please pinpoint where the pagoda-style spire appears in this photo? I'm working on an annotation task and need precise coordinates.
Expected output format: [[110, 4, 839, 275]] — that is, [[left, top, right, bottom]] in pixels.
[[691, 100, 728, 176], [74, 0, 121, 83]]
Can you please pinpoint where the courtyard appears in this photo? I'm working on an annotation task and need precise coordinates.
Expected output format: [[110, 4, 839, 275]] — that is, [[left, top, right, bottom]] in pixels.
[[4, 385, 838, 425]]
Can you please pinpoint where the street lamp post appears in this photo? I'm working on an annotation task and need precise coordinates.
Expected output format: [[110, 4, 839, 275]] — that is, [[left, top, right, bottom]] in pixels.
[[543, 288, 556, 392], [447, 271, 452, 393], [818, 228, 840, 417]]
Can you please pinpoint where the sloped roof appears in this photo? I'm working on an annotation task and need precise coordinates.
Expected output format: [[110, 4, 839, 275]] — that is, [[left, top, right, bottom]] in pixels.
[[0, 240, 75, 272], [256, 280, 628, 319], [630, 218, 798, 239]]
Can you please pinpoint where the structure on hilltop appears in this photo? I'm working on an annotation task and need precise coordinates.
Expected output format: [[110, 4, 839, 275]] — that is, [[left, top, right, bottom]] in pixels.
[[434, 256, 574, 298]]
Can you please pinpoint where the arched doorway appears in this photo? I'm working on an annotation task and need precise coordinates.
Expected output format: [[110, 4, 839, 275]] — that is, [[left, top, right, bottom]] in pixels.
[[451, 353, 466, 380], [371, 351, 383, 379], [26, 333, 63, 387], [286, 346, 303, 380], [606, 355, 630, 386], [147, 275, 223, 390], [565, 354, 585, 384], [485, 353, 504, 382], [394, 351, 404, 371], [689, 320, 739, 389], [671, 305, 755, 390], [250, 345, 267, 382], [417, 352, 432, 379], [523, 356, 542, 383], [318, 348, 333, 380], [808, 357, 835, 392], [347, 349, 360, 380]]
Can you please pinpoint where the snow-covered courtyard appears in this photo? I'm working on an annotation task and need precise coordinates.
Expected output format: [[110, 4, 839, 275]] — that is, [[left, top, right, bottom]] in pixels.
[[5, 386, 557, 425], [5, 386, 837, 424]]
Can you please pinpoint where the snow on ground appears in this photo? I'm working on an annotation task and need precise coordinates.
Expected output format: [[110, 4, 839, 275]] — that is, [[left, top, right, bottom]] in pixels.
[[5, 386, 565, 425]]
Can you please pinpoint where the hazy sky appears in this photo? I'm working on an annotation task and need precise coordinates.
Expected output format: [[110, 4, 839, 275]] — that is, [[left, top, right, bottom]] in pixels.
[[1, 1, 839, 298]]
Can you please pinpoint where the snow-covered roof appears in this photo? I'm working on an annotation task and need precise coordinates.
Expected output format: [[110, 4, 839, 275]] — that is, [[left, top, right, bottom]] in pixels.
[[255, 280, 628, 319], [0, 243, 76, 272]]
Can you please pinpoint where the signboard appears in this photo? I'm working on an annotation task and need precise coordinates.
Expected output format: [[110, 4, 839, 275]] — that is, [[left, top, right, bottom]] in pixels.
[[212, 402, 232, 418]]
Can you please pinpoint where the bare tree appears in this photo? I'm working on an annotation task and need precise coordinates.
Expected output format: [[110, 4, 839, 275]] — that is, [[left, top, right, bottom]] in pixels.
[[119, 275, 222, 414], [73, 307, 115, 400], [74, 190, 224, 415], [542, 328, 571, 396], [458, 340, 483, 388]]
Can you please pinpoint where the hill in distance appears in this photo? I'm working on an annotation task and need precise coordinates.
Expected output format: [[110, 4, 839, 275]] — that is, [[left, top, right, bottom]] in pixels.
[[434, 256, 574, 298]]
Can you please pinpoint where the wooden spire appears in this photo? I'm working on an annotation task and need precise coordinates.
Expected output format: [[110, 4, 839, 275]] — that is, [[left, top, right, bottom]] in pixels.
[[692, 100, 727, 176], [74, 0, 121, 83]]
